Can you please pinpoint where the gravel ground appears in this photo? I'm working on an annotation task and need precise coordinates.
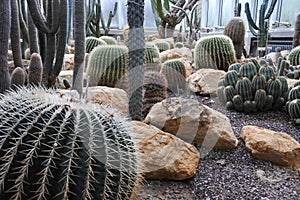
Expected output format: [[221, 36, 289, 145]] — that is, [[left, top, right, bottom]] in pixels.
[[136, 95, 300, 200]]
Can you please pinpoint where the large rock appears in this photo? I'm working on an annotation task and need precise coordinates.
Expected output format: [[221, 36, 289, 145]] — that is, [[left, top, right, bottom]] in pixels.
[[187, 68, 226, 95], [144, 97, 238, 150], [241, 126, 300, 169], [86, 86, 129, 116], [130, 121, 200, 180], [160, 47, 193, 63]]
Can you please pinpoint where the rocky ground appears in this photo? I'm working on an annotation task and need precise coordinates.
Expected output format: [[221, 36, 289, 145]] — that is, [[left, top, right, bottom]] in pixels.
[[136, 95, 300, 200]]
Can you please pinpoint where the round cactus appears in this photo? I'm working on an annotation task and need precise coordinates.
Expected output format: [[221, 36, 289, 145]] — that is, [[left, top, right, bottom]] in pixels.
[[224, 85, 237, 102], [254, 89, 267, 111], [153, 40, 170, 52], [10, 67, 26, 90], [228, 63, 241, 72], [258, 64, 275, 81], [239, 62, 257, 81], [85, 36, 107, 53], [28, 53, 43, 86], [288, 85, 300, 101], [0, 87, 142, 200], [248, 58, 261, 72], [175, 42, 184, 48], [99, 35, 118, 45], [266, 77, 282, 100], [144, 42, 161, 66], [194, 35, 236, 71], [224, 70, 239, 86], [288, 99, 300, 121], [232, 94, 244, 112], [288, 46, 300, 65], [236, 77, 253, 101], [251, 73, 266, 93], [86, 45, 128, 87]]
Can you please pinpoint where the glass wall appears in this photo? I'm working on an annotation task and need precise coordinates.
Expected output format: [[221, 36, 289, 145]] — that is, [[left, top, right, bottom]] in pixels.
[[280, 0, 300, 26]]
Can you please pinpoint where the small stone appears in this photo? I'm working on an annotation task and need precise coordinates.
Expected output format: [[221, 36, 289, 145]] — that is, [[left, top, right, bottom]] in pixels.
[[173, 189, 181, 194]]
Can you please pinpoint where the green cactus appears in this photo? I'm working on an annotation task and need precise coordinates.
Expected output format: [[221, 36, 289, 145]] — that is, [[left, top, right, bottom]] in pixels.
[[258, 64, 275, 81], [217, 86, 226, 105], [175, 42, 184, 48], [232, 94, 244, 112], [28, 53, 43, 86], [288, 99, 300, 122], [228, 63, 241, 72], [224, 70, 239, 87], [0, 87, 142, 200], [142, 70, 168, 118], [288, 86, 300, 101], [160, 59, 186, 95], [153, 40, 170, 52], [224, 85, 237, 102], [251, 73, 267, 93], [277, 76, 289, 96], [239, 62, 257, 81], [224, 17, 246, 59], [85, 36, 107, 53], [10, 67, 26, 90], [288, 46, 300, 66], [266, 76, 282, 100], [236, 77, 253, 101], [99, 35, 118, 45], [86, 45, 128, 87], [254, 89, 267, 111], [144, 42, 161, 66], [194, 35, 237, 71], [276, 58, 289, 76], [248, 58, 261, 72]]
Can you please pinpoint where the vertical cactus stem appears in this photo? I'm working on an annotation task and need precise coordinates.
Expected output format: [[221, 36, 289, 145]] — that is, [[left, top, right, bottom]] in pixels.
[[26, 0, 50, 33], [28, 53, 43, 86], [27, 5, 40, 54], [10, 67, 26, 90], [0, 0, 11, 93], [72, 0, 86, 95], [127, 0, 145, 121], [10, 0, 23, 68]]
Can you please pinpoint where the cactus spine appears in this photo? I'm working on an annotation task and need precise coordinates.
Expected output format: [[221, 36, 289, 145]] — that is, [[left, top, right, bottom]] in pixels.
[[194, 35, 236, 71], [0, 87, 141, 200], [224, 17, 246, 59], [86, 45, 128, 87], [85, 36, 107, 53]]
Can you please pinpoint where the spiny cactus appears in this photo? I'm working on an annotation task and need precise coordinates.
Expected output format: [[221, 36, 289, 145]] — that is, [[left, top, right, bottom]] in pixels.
[[144, 42, 161, 66], [99, 35, 118, 45], [194, 35, 236, 71], [258, 64, 275, 81], [0, 87, 142, 200], [85, 36, 107, 53], [288, 46, 300, 66], [286, 82, 300, 124], [239, 62, 257, 81], [160, 59, 186, 95], [153, 40, 170, 52], [236, 77, 253, 101], [142, 70, 168, 118], [28, 53, 43, 86], [175, 42, 184, 48], [86, 45, 128, 87], [224, 70, 239, 87], [224, 17, 246, 59], [10, 67, 26, 90], [228, 63, 241, 72]]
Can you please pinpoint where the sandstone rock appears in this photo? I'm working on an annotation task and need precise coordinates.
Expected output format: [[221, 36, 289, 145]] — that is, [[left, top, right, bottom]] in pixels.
[[187, 68, 226, 95], [63, 54, 74, 70], [286, 78, 300, 88], [130, 121, 200, 180], [87, 86, 129, 116], [144, 97, 238, 150], [241, 125, 300, 169], [160, 47, 193, 63]]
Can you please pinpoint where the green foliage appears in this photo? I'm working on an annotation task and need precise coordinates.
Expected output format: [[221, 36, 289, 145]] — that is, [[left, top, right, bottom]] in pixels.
[[86, 45, 128, 87], [194, 35, 236, 71], [0, 87, 141, 199], [85, 36, 107, 53]]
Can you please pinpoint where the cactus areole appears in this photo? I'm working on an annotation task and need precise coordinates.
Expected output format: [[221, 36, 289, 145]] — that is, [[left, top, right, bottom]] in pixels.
[[0, 87, 141, 200]]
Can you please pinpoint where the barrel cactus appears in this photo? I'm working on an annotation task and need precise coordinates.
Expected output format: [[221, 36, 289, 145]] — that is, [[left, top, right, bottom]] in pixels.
[[85, 36, 107, 53], [153, 40, 170, 52], [144, 42, 161, 68], [286, 81, 300, 124], [194, 35, 236, 71], [99, 35, 118, 45], [0, 87, 142, 199], [288, 46, 300, 66], [10, 67, 26, 90], [224, 17, 246, 59], [86, 45, 128, 87]]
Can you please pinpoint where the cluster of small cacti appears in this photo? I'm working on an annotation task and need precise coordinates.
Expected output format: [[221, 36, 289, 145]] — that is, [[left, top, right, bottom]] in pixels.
[[223, 17, 246, 59], [86, 45, 128, 87], [0, 87, 142, 199], [85, 36, 107, 53], [286, 81, 300, 124], [142, 70, 168, 118], [160, 59, 186, 95], [217, 60, 288, 113], [277, 57, 300, 79], [152, 40, 170, 52], [99, 35, 118, 45], [194, 35, 237, 71]]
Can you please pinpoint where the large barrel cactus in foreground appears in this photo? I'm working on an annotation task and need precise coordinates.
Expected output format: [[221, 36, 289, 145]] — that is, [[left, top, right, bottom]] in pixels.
[[0, 87, 142, 199]]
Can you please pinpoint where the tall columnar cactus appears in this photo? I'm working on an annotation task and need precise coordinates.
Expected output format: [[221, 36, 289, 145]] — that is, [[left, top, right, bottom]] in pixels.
[[86, 45, 128, 87], [127, 0, 145, 121], [288, 46, 300, 66], [224, 17, 246, 59], [28, 53, 43, 86], [0, 0, 11, 93], [194, 35, 237, 71], [293, 13, 300, 48], [142, 70, 168, 118], [10, 67, 26, 90], [0, 87, 142, 199], [99, 35, 118, 45], [85, 36, 107, 53], [245, 0, 278, 53], [161, 59, 186, 95]]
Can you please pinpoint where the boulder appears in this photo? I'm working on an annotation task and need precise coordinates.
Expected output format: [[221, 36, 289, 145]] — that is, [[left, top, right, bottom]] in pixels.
[[144, 97, 238, 150], [187, 68, 226, 95], [241, 125, 300, 169], [160, 47, 193, 63], [130, 121, 200, 180]]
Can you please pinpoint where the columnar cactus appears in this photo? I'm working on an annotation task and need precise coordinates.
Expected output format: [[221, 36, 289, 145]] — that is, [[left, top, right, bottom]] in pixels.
[[142, 70, 168, 118], [10, 67, 26, 90], [288, 46, 300, 66], [85, 36, 107, 53], [194, 35, 236, 71], [0, 87, 142, 199], [28, 53, 43, 86], [224, 17, 246, 59], [99, 35, 118, 45], [86, 45, 128, 87], [161, 59, 186, 95]]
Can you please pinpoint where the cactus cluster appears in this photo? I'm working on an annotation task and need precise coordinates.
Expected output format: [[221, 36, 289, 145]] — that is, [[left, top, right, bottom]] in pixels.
[[194, 35, 237, 71], [85, 36, 107, 53], [286, 81, 300, 124], [217, 61, 288, 113], [142, 70, 168, 118], [0, 87, 142, 199], [86, 45, 128, 87], [224, 17, 246, 59], [277, 57, 300, 79]]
